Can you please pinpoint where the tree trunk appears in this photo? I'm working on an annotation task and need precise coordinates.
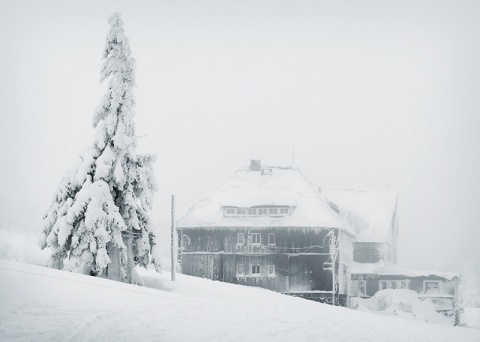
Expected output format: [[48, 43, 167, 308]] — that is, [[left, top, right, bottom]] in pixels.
[[107, 243, 121, 281], [126, 233, 134, 284]]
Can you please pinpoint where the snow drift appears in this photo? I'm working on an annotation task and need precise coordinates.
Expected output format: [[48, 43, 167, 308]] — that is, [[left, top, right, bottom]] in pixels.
[[353, 289, 453, 325]]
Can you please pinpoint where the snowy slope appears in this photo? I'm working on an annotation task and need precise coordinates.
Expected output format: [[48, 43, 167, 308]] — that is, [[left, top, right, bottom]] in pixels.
[[1, 260, 479, 342]]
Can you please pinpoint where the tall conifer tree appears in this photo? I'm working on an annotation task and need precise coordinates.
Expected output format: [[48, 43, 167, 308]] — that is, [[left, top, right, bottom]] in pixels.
[[40, 13, 160, 283]]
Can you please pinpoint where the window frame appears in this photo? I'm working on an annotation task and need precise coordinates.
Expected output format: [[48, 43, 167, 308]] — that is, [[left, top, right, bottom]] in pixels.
[[269, 208, 278, 215], [251, 264, 261, 275], [251, 233, 261, 245], [268, 233, 275, 245], [267, 265, 275, 277], [225, 208, 235, 216], [354, 280, 367, 297], [423, 280, 442, 294], [379, 280, 410, 291], [237, 264, 244, 275], [237, 233, 245, 245]]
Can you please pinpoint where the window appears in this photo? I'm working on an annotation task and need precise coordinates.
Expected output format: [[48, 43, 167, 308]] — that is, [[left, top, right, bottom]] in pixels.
[[251, 265, 260, 274], [380, 281, 388, 291], [353, 280, 367, 297], [268, 233, 275, 245], [269, 208, 278, 215], [380, 280, 388, 290], [424, 280, 441, 294], [379, 280, 409, 291], [248, 208, 256, 215], [259, 208, 267, 215], [268, 265, 275, 277], [237, 208, 246, 215], [225, 208, 235, 215], [251, 233, 261, 244], [237, 233, 245, 245], [280, 208, 289, 214], [237, 264, 244, 275]]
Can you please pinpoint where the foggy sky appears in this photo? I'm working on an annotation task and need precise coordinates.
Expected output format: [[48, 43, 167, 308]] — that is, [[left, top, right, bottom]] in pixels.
[[1, 0, 479, 275]]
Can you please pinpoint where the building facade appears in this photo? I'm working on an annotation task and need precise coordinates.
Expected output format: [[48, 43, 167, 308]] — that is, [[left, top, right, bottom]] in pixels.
[[177, 160, 459, 318], [177, 161, 355, 305]]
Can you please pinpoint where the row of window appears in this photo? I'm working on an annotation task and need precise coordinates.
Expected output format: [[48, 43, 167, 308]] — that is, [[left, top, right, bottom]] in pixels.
[[353, 279, 443, 297], [237, 232, 275, 245], [237, 264, 275, 277], [224, 207, 290, 217], [379, 280, 410, 290]]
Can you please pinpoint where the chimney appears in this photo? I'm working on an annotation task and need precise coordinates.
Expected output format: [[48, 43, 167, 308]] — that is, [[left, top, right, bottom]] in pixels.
[[250, 160, 261, 171]]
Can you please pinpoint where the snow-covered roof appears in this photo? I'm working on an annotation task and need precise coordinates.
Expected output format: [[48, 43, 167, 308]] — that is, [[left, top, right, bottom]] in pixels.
[[323, 188, 398, 243], [351, 262, 458, 280], [177, 166, 354, 234]]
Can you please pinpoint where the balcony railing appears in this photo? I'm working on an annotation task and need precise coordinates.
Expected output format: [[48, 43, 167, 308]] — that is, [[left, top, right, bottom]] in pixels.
[[233, 245, 331, 255]]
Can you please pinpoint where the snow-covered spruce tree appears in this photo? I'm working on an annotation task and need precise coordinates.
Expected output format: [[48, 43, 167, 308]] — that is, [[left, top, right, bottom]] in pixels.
[[40, 13, 161, 283]]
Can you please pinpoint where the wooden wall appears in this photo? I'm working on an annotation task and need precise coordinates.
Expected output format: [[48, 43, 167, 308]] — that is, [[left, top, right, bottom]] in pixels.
[[178, 227, 354, 296], [223, 254, 289, 292], [179, 228, 336, 254], [181, 253, 223, 280]]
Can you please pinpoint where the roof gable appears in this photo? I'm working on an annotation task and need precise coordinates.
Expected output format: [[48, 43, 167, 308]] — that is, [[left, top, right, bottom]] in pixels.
[[323, 188, 398, 243]]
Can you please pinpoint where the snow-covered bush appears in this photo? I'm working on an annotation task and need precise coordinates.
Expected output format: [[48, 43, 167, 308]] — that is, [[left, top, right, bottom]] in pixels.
[[40, 13, 161, 283]]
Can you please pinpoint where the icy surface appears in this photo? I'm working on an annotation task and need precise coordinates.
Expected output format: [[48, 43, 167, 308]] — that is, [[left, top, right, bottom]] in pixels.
[[177, 166, 354, 234], [323, 188, 398, 242], [351, 261, 458, 280], [1, 260, 479, 342]]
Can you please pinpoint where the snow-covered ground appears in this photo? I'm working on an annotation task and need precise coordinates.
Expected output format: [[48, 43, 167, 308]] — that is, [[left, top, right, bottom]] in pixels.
[[463, 308, 480, 330], [1, 207, 479, 341], [1, 259, 479, 342], [353, 289, 453, 325]]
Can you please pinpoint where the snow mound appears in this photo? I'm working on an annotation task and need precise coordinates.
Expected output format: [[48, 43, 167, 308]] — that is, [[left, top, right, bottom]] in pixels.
[[353, 289, 453, 325]]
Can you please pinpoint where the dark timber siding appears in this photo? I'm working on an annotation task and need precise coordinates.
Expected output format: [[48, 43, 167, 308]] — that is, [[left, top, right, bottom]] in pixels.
[[288, 254, 332, 291], [223, 254, 289, 292], [181, 253, 223, 280], [178, 227, 353, 299], [179, 228, 335, 254]]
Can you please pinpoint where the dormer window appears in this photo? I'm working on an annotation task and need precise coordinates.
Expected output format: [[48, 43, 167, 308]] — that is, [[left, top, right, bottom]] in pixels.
[[223, 206, 292, 217], [269, 208, 278, 215]]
